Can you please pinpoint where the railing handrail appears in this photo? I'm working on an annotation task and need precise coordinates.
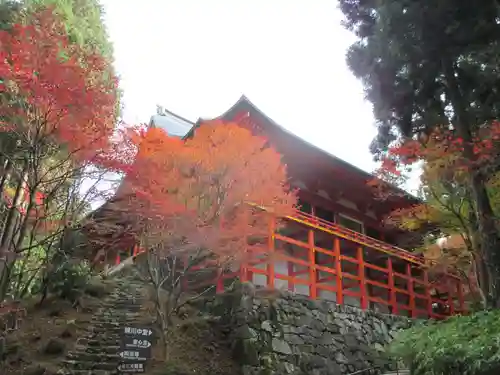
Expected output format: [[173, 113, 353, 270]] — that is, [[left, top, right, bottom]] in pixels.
[[291, 209, 424, 264], [248, 202, 424, 265], [288, 209, 464, 282]]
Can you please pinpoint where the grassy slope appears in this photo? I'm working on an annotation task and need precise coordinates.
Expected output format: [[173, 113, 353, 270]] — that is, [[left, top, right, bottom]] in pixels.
[[1, 278, 240, 375]]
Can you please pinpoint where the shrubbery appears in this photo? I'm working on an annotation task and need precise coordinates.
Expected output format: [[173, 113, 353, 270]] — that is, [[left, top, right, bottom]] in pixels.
[[388, 310, 500, 375], [47, 261, 92, 301]]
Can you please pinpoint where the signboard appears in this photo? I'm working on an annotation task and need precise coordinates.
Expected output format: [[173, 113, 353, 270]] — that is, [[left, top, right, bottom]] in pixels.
[[123, 326, 153, 337], [118, 326, 154, 374], [117, 362, 146, 373], [119, 350, 149, 361], [122, 337, 152, 355]]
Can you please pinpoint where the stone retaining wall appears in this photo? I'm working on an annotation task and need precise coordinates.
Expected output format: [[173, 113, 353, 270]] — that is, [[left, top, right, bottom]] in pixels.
[[204, 283, 412, 375]]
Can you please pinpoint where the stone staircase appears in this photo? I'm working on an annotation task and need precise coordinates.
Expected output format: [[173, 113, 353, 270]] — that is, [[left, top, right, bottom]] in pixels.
[[58, 277, 147, 375]]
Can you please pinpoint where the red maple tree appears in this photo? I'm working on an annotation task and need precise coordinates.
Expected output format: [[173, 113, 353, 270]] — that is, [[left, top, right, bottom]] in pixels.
[[110, 121, 297, 265], [0, 8, 119, 299], [370, 124, 500, 307], [101, 120, 296, 347], [0, 7, 118, 158]]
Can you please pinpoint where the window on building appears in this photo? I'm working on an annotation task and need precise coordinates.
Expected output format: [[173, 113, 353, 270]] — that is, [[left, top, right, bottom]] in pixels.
[[337, 214, 364, 234], [366, 226, 381, 240], [314, 206, 334, 223], [297, 198, 312, 214]]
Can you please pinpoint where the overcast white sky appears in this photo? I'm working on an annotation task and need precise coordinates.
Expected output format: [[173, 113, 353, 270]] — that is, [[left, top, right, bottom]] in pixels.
[[100, 0, 382, 176]]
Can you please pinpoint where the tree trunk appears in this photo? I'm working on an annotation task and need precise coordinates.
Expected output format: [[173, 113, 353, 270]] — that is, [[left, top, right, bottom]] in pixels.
[[0, 159, 12, 197], [443, 61, 500, 307], [0, 162, 28, 301]]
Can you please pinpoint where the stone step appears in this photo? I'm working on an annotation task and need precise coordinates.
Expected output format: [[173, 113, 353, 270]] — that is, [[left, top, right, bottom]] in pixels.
[[57, 370, 117, 375], [91, 317, 143, 323], [91, 322, 133, 329], [382, 371, 409, 375], [58, 280, 150, 374], [98, 305, 142, 311], [78, 338, 120, 347], [67, 351, 121, 362], [80, 330, 122, 338], [76, 338, 120, 348], [102, 297, 143, 303], [62, 359, 118, 371], [92, 316, 138, 321], [101, 300, 143, 306], [74, 344, 120, 353], [101, 295, 143, 300], [88, 326, 128, 333]]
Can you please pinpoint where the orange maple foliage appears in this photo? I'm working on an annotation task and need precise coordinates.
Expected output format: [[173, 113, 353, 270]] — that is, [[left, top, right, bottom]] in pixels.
[[374, 123, 500, 184], [368, 124, 500, 305], [0, 8, 118, 160], [109, 120, 297, 268]]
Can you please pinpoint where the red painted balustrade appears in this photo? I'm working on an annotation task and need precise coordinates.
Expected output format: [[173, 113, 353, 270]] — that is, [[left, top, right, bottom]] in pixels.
[[118, 210, 467, 320]]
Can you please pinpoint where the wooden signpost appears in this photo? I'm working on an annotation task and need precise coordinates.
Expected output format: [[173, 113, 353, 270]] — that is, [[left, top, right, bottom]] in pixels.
[[117, 326, 154, 373]]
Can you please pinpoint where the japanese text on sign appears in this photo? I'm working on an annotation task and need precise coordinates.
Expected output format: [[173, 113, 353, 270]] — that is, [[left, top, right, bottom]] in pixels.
[[117, 362, 145, 373], [123, 327, 153, 336]]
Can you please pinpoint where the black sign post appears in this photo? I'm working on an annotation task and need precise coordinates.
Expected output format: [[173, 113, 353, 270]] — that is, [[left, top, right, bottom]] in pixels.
[[117, 326, 154, 374]]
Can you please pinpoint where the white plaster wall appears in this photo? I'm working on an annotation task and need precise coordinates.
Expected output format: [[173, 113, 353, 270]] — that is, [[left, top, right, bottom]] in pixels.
[[250, 257, 396, 313], [251, 259, 289, 290]]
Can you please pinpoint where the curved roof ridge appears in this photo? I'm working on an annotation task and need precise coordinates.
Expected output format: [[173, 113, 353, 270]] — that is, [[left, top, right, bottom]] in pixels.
[[150, 107, 195, 138], [212, 95, 420, 203]]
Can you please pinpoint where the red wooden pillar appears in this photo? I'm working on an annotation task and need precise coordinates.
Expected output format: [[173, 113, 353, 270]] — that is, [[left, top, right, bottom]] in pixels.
[[457, 279, 465, 313], [407, 263, 416, 318], [240, 210, 249, 283], [288, 257, 295, 292], [115, 252, 121, 266], [357, 247, 368, 309], [267, 216, 275, 289], [423, 270, 433, 318], [215, 268, 224, 293], [308, 229, 317, 299], [447, 278, 455, 315], [240, 262, 249, 282], [387, 257, 397, 315], [181, 254, 189, 292], [333, 238, 343, 305]]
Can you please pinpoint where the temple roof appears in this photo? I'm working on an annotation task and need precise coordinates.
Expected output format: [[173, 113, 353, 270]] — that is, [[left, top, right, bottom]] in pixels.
[[149, 96, 421, 222], [185, 95, 419, 202], [149, 108, 194, 138]]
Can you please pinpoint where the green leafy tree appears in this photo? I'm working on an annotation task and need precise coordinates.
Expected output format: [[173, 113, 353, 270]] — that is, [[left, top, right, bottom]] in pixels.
[[339, 0, 500, 306], [388, 310, 500, 375], [24, 0, 114, 58]]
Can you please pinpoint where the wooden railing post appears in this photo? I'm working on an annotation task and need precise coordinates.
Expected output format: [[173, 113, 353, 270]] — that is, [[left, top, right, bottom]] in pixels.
[[447, 278, 455, 315], [334, 238, 343, 305], [457, 279, 465, 313], [387, 257, 397, 315], [357, 247, 368, 309], [240, 261, 249, 283], [308, 229, 317, 299], [407, 264, 416, 318], [423, 270, 432, 318], [267, 216, 275, 289], [288, 260, 295, 292], [240, 209, 249, 283], [215, 268, 224, 293]]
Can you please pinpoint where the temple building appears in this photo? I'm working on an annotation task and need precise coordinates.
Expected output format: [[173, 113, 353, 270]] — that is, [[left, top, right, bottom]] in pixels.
[[107, 96, 467, 319]]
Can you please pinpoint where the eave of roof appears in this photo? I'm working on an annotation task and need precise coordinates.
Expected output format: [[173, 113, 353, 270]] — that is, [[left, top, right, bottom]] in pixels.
[[184, 95, 421, 205], [150, 108, 195, 137]]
